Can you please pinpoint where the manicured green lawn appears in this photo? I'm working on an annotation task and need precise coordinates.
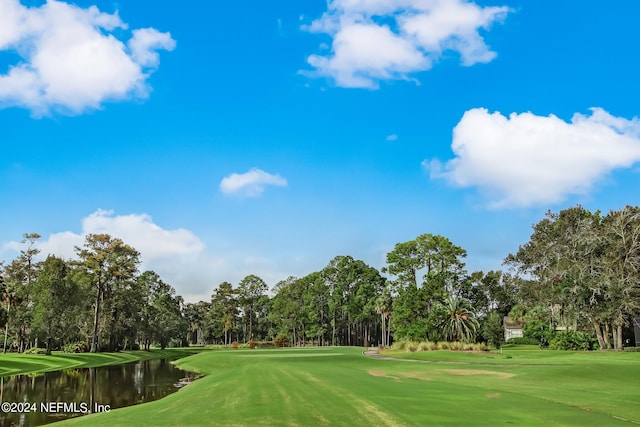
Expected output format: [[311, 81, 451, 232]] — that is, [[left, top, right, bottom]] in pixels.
[[0, 348, 197, 376], [53, 346, 640, 426]]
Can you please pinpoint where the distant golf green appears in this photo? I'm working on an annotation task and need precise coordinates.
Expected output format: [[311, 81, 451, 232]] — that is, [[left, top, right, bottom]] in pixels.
[[50, 346, 639, 426]]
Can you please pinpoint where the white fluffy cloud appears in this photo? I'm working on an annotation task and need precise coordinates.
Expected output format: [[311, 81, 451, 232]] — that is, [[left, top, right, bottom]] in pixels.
[[304, 0, 509, 88], [2, 209, 209, 300], [427, 108, 640, 208], [220, 168, 288, 197], [0, 0, 175, 115], [31, 209, 204, 261], [0, 210, 301, 302]]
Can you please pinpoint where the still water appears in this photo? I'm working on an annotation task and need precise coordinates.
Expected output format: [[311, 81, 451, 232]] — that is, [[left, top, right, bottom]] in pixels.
[[0, 358, 198, 426]]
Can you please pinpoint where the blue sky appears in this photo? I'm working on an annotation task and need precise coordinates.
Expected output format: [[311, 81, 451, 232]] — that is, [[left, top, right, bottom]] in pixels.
[[2, 0, 640, 301]]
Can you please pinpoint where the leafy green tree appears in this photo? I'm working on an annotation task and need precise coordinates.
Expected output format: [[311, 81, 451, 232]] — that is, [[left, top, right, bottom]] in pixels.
[[523, 320, 554, 347], [322, 256, 385, 346], [75, 234, 140, 352], [238, 275, 268, 341], [184, 300, 211, 345], [601, 206, 640, 349], [137, 271, 160, 350], [506, 205, 640, 350], [391, 284, 430, 340], [270, 276, 305, 345], [107, 267, 148, 351], [464, 270, 519, 318], [385, 234, 467, 341], [300, 272, 329, 346], [2, 233, 41, 352], [210, 281, 238, 345], [151, 282, 186, 349], [505, 207, 607, 347], [31, 256, 78, 353], [481, 311, 505, 348]]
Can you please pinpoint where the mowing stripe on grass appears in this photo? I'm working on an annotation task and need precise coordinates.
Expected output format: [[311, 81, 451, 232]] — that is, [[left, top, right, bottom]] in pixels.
[[53, 346, 640, 426]]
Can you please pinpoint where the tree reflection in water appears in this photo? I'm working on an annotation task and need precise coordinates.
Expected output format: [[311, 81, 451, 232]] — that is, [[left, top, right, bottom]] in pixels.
[[0, 358, 197, 427]]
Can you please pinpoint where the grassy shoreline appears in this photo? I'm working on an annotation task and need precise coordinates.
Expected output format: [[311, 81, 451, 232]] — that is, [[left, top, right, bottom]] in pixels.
[[0, 348, 199, 377]]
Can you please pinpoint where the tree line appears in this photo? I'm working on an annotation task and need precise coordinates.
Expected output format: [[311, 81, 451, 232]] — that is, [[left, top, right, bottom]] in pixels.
[[0, 234, 186, 353], [1, 204, 638, 353]]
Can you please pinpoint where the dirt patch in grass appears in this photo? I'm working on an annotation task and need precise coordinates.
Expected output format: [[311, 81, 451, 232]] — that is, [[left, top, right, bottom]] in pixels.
[[485, 393, 502, 399], [400, 371, 432, 381], [443, 369, 514, 379], [367, 370, 399, 381]]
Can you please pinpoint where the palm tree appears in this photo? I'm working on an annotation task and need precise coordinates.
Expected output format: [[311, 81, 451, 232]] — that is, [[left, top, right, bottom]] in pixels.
[[374, 292, 392, 347], [437, 295, 479, 343]]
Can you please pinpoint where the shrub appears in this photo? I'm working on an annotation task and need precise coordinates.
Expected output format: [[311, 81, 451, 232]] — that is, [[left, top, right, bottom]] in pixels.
[[479, 342, 489, 351], [248, 339, 257, 349], [231, 341, 239, 349], [63, 342, 89, 353], [391, 339, 411, 351], [549, 331, 597, 351], [623, 347, 640, 352], [439, 341, 451, 350], [417, 342, 433, 352], [273, 334, 288, 348], [481, 311, 506, 348], [523, 320, 554, 347], [24, 347, 49, 355], [449, 341, 464, 351], [0, 336, 12, 348]]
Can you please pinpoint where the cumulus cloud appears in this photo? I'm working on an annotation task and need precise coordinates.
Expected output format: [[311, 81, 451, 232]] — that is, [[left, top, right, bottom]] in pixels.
[[426, 108, 640, 208], [28, 209, 204, 262], [303, 0, 509, 88], [0, 210, 303, 302], [1, 209, 208, 300], [386, 133, 398, 141], [220, 168, 288, 197], [0, 0, 175, 116]]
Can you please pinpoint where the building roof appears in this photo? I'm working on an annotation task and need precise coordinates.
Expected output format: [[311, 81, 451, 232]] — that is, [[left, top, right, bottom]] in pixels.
[[503, 316, 524, 329]]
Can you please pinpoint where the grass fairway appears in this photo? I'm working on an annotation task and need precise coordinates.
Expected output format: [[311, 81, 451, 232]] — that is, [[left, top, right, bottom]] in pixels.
[[54, 346, 640, 426], [0, 348, 197, 376]]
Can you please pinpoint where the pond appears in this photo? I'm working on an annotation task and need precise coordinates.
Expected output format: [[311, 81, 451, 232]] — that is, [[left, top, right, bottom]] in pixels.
[[0, 358, 198, 427]]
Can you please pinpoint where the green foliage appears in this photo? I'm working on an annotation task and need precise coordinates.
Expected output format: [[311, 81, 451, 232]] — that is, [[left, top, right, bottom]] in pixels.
[[549, 331, 597, 351], [63, 342, 89, 353], [209, 281, 238, 346], [76, 233, 141, 353], [273, 334, 288, 348], [435, 296, 479, 343], [391, 285, 430, 340], [481, 311, 505, 348], [505, 205, 640, 351], [238, 275, 268, 341], [24, 347, 48, 354], [623, 347, 640, 352], [386, 234, 469, 342], [523, 320, 554, 347]]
